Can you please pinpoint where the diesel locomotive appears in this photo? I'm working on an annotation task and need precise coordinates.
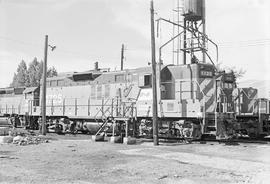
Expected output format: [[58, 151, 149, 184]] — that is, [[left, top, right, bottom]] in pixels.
[[1, 0, 270, 139], [2, 61, 268, 139]]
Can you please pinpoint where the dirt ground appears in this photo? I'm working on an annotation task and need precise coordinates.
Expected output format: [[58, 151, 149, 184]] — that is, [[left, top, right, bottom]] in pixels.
[[1, 133, 270, 184]]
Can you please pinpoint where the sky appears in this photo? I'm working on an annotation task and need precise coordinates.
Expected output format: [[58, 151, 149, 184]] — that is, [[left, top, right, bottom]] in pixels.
[[0, 0, 270, 89]]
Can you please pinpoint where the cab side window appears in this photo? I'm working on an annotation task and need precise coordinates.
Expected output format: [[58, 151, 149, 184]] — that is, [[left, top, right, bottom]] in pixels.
[[139, 74, 152, 87]]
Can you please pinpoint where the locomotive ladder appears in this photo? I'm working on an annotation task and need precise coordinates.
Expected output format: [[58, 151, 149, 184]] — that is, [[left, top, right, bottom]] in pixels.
[[94, 98, 136, 136], [94, 98, 112, 121], [95, 119, 110, 136], [94, 98, 114, 136]]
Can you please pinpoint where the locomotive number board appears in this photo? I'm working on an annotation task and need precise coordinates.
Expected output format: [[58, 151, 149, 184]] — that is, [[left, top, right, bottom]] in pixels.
[[200, 70, 213, 78]]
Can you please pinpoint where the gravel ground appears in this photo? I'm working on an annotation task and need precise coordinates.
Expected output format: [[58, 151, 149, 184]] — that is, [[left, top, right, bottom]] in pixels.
[[0, 133, 270, 184]]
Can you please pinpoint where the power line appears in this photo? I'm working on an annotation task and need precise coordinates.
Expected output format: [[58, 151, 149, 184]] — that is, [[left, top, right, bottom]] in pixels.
[[0, 36, 42, 48], [219, 41, 270, 46], [1, 34, 269, 55], [218, 38, 270, 44], [219, 43, 270, 48], [0, 35, 95, 59], [56, 49, 93, 58], [218, 38, 270, 48]]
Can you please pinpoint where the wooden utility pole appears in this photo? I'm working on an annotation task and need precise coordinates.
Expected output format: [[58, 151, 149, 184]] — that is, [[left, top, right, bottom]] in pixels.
[[41, 35, 48, 135], [150, 0, 159, 146], [121, 44, 124, 70]]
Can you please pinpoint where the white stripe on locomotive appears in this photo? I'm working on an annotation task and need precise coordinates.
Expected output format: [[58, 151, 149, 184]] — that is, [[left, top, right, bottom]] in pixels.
[[199, 78, 215, 113]]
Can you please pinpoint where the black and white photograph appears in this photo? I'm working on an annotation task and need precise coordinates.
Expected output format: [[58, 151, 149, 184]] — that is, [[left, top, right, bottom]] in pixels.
[[0, 0, 270, 183]]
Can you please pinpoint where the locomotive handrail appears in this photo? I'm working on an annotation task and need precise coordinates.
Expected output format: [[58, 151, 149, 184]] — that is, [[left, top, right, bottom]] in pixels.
[[93, 98, 113, 120], [179, 80, 211, 97], [122, 101, 136, 118]]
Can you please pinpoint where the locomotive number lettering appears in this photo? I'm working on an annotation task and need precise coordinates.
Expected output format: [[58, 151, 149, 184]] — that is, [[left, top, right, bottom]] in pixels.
[[47, 94, 63, 104], [200, 70, 213, 77]]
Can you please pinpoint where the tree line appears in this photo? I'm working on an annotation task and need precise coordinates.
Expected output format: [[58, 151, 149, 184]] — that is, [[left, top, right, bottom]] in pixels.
[[10, 57, 58, 87]]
